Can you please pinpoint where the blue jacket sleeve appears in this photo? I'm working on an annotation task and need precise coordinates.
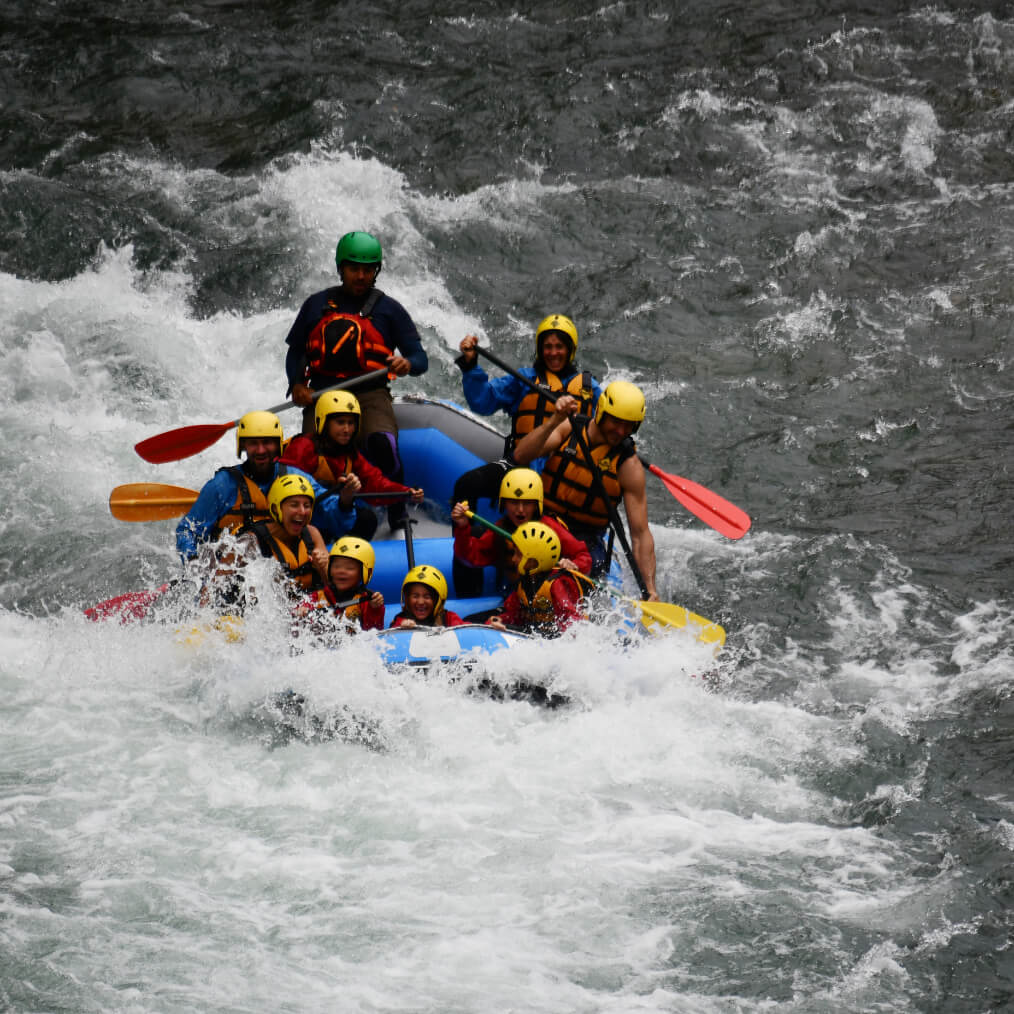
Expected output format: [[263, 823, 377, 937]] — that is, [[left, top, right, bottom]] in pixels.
[[460, 365, 528, 417], [175, 471, 239, 560]]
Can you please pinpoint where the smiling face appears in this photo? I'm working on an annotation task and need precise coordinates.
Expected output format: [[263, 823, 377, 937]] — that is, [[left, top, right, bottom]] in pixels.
[[328, 555, 363, 591], [502, 498, 539, 528], [240, 436, 280, 478], [404, 583, 437, 621], [595, 412, 637, 447], [278, 495, 313, 536], [538, 332, 572, 373]]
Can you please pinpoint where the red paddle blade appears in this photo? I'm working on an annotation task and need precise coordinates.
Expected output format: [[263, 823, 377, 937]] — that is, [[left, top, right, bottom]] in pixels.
[[134, 421, 236, 464], [84, 584, 169, 623], [648, 464, 751, 540]]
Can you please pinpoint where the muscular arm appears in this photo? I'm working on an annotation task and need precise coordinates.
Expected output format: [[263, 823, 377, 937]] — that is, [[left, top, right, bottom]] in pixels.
[[511, 403, 574, 467], [619, 456, 657, 600]]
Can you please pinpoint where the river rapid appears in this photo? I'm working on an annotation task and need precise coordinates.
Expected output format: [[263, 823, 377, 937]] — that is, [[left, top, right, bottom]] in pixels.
[[1, 3, 1012, 1011]]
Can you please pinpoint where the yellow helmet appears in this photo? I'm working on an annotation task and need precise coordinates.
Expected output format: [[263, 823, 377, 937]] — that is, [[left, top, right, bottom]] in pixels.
[[499, 468, 544, 514], [314, 390, 362, 437], [236, 411, 283, 458], [535, 313, 578, 364], [329, 536, 375, 585], [595, 380, 646, 433], [401, 565, 448, 616], [512, 521, 562, 575], [267, 474, 315, 523]]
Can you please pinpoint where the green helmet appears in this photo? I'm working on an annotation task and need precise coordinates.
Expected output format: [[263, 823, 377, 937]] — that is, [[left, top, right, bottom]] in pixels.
[[335, 231, 383, 270]]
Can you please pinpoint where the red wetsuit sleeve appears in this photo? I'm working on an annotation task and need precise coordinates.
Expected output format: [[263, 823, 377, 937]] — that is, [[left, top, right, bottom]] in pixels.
[[391, 613, 410, 628], [350, 449, 410, 503], [277, 434, 320, 474], [453, 523, 500, 568], [551, 572, 586, 632], [497, 590, 523, 628], [361, 597, 387, 631], [444, 610, 467, 627], [544, 516, 593, 575]]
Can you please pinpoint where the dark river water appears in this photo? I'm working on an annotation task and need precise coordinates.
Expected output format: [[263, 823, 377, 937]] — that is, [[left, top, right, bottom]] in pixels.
[[1, 3, 1012, 1012]]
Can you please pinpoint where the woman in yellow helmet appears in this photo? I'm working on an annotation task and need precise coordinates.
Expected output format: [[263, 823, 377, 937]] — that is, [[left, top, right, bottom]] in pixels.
[[205, 473, 330, 610]]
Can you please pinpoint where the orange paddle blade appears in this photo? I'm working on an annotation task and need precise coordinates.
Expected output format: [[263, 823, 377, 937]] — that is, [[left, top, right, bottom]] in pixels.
[[109, 483, 200, 521]]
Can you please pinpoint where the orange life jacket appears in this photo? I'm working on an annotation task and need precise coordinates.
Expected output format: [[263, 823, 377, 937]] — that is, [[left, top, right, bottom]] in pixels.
[[250, 522, 322, 592], [510, 369, 594, 443], [214, 467, 274, 535], [541, 422, 636, 530]]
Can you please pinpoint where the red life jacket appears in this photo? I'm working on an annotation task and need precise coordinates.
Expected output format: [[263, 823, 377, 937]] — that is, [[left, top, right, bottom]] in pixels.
[[304, 288, 391, 380]]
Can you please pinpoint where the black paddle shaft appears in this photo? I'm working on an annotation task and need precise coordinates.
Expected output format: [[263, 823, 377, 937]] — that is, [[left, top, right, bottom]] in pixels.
[[474, 346, 650, 598], [399, 515, 417, 570]]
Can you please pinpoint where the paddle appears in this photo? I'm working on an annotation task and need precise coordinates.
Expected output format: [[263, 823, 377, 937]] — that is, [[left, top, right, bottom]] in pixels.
[[474, 345, 750, 540], [639, 459, 750, 541], [463, 509, 725, 647], [398, 514, 417, 569], [109, 482, 410, 523], [134, 368, 391, 464], [84, 583, 171, 623]]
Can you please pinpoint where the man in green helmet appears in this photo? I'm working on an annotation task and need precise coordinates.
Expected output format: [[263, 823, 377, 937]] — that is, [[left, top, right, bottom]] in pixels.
[[284, 230, 428, 528]]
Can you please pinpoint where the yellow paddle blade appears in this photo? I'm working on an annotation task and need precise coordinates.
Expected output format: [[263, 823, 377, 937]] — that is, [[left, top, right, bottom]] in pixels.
[[109, 483, 200, 522], [635, 599, 726, 650], [177, 614, 245, 648]]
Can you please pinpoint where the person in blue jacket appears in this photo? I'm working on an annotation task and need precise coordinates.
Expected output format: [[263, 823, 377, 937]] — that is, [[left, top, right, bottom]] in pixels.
[[450, 314, 601, 596], [283, 230, 427, 529], [175, 411, 355, 561]]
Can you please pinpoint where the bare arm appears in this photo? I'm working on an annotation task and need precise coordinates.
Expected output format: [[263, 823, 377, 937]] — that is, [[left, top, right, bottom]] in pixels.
[[619, 456, 657, 600], [511, 394, 579, 466]]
